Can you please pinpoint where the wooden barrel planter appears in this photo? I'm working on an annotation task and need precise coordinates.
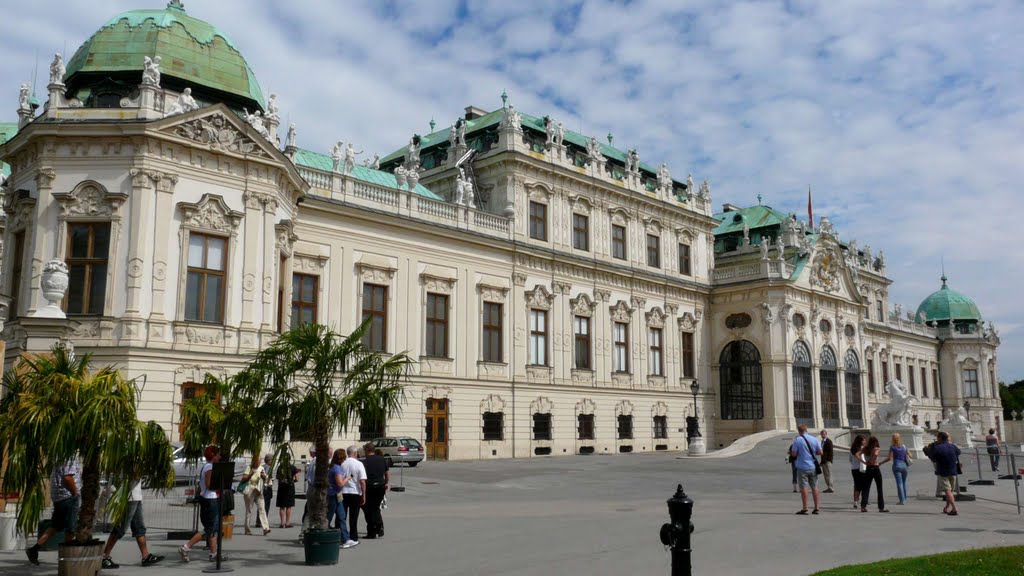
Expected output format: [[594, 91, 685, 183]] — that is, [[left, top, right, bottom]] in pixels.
[[58, 541, 103, 576], [221, 514, 235, 540]]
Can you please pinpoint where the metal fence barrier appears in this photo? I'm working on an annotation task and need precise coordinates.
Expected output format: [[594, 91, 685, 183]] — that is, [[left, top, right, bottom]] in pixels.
[[958, 442, 1022, 515]]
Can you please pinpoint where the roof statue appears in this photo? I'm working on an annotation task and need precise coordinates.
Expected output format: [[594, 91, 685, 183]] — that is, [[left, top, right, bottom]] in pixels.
[[49, 53, 66, 86], [699, 179, 711, 201], [19, 83, 31, 111], [586, 137, 602, 163], [775, 237, 786, 261], [500, 104, 521, 131], [655, 163, 672, 197], [165, 87, 199, 117], [363, 153, 380, 170], [554, 121, 565, 146], [266, 93, 279, 121], [142, 55, 162, 86], [543, 116, 556, 147], [760, 236, 770, 260], [455, 167, 475, 208], [686, 174, 694, 196], [344, 143, 362, 175], [394, 165, 408, 188], [285, 123, 297, 148], [742, 223, 750, 246], [871, 379, 917, 427], [448, 124, 458, 148], [456, 119, 466, 147], [817, 216, 836, 238], [405, 135, 421, 169], [625, 149, 640, 173], [876, 250, 886, 272], [330, 141, 343, 172], [243, 108, 270, 139]]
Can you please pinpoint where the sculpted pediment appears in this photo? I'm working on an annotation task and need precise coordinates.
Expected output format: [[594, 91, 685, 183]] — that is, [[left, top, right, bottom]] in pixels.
[[802, 237, 864, 304], [153, 105, 277, 159]]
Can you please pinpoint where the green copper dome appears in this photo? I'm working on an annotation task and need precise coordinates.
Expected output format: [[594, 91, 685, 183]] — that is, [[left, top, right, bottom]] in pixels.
[[916, 276, 982, 323], [65, 1, 264, 109]]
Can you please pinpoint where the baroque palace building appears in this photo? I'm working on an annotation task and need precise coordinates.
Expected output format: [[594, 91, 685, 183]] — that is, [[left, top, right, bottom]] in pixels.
[[0, 2, 1003, 460]]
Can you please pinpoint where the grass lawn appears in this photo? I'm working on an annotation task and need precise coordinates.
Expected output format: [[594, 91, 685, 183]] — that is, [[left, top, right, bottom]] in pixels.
[[813, 546, 1024, 576]]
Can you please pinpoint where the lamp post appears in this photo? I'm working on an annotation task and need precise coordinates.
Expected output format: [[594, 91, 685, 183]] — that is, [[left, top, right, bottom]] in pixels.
[[686, 380, 705, 455], [963, 401, 971, 421], [690, 380, 700, 418]]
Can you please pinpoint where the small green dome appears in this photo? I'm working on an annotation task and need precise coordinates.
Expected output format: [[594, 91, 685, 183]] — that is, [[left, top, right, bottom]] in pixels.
[[65, 1, 264, 109], [916, 276, 982, 323]]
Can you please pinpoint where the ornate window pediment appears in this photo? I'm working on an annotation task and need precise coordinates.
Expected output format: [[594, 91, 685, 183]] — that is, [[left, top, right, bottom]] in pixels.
[[478, 282, 509, 303], [526, 182, 552, 203], [275, 220, 298, 257], [576, 398, 597, 415], [569, 194, 593, 214], [53, 181, 127, 218], [645, 306, 666, 328], [421, 271, 457, 295], [678, 311, 701, 331], [961, 357, 979, 369], [643, 217, 663, 235], [481, 394, 506, 413], [652, 401, 668, 417], [570, 293, 597, 317], [165, 111, 271, 158], [178, 194, 243, 233], [531, 396, 553, 414], [526, 284, 555, 310], [676, 227, 696, 243], [615, 400, 634, 416], [608, 207, 629, 226], [610, 300, 634, 323]]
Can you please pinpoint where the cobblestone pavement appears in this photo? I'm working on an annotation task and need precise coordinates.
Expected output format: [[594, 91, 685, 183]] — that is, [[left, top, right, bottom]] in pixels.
[[1, 437, 1022, 576]]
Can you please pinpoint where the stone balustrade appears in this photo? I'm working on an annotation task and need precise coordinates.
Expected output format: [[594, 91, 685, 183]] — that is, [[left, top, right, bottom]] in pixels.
[[712, 257, 789, 285]]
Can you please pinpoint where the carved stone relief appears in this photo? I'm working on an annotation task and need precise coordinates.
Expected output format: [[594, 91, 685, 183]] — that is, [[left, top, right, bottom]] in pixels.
[[178, 194, 243, 233], [570, 293, 598, 317], [610, 300, 634, 323], [525, 284, 555, 310], [576, 398, 597, 415], [645, 307, 666, 328], [172, 113, 269, 157]]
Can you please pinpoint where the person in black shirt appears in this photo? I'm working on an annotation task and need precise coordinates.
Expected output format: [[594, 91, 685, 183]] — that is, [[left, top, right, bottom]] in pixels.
[[361, 443, 390, 539]]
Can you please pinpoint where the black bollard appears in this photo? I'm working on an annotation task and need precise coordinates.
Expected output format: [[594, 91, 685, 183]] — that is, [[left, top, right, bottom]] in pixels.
[[660, 484, 694, 576]]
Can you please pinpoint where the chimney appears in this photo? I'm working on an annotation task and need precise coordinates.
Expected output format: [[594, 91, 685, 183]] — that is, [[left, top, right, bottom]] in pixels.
[[721, 203, 741, 213], [464, 106, 489, 120]]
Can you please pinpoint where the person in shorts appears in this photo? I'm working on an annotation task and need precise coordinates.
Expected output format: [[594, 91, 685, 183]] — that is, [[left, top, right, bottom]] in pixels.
[[179, 445, 223, 562], [102, 477, 163, 568], [927, 431, 961, 516], [26, 458, 80, 565], [790, 424, 823, 515]]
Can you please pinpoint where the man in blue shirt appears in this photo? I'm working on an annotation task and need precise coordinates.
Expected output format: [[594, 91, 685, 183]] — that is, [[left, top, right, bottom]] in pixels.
[[927, 431, 961, 516], [790, 424, 823, 515]]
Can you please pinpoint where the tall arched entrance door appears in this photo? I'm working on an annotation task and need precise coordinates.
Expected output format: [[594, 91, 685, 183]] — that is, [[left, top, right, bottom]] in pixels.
[[719, 340, 763, 421], [792, 341, 814, 427], [820, 347, 840, 428]]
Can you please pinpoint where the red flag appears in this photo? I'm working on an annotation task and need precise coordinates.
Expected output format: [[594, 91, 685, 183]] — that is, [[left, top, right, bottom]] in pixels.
[[807, 186, 813, 229]]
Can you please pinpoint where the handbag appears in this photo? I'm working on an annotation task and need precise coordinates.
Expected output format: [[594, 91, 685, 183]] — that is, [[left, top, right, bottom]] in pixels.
[[801, 434, 822, 476]]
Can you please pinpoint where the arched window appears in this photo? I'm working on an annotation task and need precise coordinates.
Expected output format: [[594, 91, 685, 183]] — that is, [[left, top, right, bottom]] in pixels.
[[845, 350, 864, 427], [792, 341, 814, 426], [820, 346, 840, 428], [719, 340, 763, 420]]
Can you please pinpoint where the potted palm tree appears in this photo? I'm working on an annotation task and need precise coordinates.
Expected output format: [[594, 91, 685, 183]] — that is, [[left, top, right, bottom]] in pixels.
[[0, 344, 174, 576], [233, 320, 412, 565]]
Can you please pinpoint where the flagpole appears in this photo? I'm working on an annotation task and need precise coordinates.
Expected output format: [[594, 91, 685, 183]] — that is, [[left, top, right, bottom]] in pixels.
[[807, 186, 814, 230]]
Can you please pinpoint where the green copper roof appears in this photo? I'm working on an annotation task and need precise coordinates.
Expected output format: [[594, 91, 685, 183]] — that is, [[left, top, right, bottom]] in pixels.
[[916, 276, 982, 323], [0, 123, 16, 178], [292, 148, 443, 201], [65, 3, 264, 108], [381, 108, 673, 180], [713, 204, 789, 235]]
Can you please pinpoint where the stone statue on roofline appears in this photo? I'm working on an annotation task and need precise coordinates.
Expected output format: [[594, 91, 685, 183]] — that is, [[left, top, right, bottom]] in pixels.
[[456, 119, 466, 147], [285, 123, 297, 148], [625, 149, 640, 173], [554, 121, 565, 146], [699, 179, 711, 201], [142, 55, 162, 86], [405, 135, 421, 169], [164, 87, 199, 117], [344, 143, 363, 175], [266, 93, 280, 121], [776, 237, 786, 261], [19, 83, 31, 111], [586, 137, 602, 164], [243, 109, 270, 139], [363, 153, 380, 170], [49, 53, 65, 86], [742, 223, 750, 246], [760, 236, 770, 260], [655, 163, 672, 197], [331, 141, 343, 172], [500, 104, 521, 131], [686, 174, 694, 197], [448, 124, 458, 148], [544, 116, 556, 147]]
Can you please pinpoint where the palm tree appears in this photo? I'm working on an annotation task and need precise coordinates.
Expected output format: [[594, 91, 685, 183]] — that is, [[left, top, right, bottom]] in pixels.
[[0, 344, 175, 543], [233, 320, 412, 531]]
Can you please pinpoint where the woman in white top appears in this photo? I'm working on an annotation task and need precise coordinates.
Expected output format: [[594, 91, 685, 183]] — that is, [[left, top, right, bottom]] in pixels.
[[848, 434, 867, 509], [241, 455, 271, 535]]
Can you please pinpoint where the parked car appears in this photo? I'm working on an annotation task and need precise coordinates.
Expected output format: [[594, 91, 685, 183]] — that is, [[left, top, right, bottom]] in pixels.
[[373, 437, 425, 467], [171, 442, 247, 484]]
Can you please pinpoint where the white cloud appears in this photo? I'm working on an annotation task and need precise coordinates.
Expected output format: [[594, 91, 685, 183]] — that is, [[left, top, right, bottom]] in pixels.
[[1, 0, 1022, 380]]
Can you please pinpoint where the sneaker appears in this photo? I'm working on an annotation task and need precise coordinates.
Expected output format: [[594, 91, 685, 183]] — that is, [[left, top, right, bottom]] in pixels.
[[141, 554, 164, 567], [102, 557, 120, 569], [178, 545, 190, 563], [27, 545, 40, 566], [341, 540, 359, 549], [208, 553, 228, 562]]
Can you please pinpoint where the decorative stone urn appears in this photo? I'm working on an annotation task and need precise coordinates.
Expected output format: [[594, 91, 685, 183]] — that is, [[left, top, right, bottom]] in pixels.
[[33, 259, 69, 319], [407, 169, 420, 191]]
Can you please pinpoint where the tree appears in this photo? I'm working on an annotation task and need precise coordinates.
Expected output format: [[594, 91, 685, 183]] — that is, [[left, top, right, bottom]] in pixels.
[[999, 380, 1024, 420], [0, 345, 174, 542]]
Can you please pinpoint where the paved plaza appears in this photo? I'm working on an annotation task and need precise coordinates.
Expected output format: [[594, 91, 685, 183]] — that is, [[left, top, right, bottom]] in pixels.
[[1, 437, 1022, 576]]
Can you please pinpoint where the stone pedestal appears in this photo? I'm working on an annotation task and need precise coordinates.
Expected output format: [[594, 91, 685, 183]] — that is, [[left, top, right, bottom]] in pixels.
[[942, 423, 975, 448], [17, 318, 74, 354], [872, 425, 925, 457], [687, 436, 706, 456]]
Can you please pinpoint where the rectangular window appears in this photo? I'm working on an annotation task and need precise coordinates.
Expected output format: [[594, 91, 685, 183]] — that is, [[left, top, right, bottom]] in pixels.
[[532, 413, 552, 441], [577, 414, 595, 440], [362, 284, 388, 351], [864, 305, 870, 320], [908, 366, 916, 396], [529, 309, 548, 366], [681, 331, 695, 379], [876, 300, 884, 322], [65, 222, 110, 315], [425, 293, 449, 357], [646, 234, 660, 268], [290, 273, 318, 328], [529, 201, 547, 241], [882, 361, 890, 385], [573, 315, 591, 370], [358, 413, 386, 442], [921, 367, 928, 398], [482, 302, 503, 362], [613, 322, 629, 373], [963, 369, 979, 397], [653, 416, 668, 439], [678, 243, 691, 276], [572, 213, 589, 251], [867, 358, 876, 394], [617, 414, 633, 440], [932, 369, 938, 397], [895, 363, 902, 382], [612, 224, 626, 260], [482, 411, 504, 441], [648, 328, 664, 376], [185, 233, 227, 323], [10, 230, 25, 318]]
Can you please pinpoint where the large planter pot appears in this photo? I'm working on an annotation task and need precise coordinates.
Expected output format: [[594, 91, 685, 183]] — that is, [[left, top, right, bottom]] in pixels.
[[303, 528, 340, 566], [58, 540, 103, 576]]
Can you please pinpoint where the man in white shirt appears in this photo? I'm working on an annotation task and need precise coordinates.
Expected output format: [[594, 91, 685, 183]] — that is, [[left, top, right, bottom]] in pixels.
[[102, 478, 163, 568], [340, 446, 367, 548]]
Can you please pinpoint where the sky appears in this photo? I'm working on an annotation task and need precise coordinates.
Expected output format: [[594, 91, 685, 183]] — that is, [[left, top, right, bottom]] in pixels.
[[1, 0, 1022, 379]]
